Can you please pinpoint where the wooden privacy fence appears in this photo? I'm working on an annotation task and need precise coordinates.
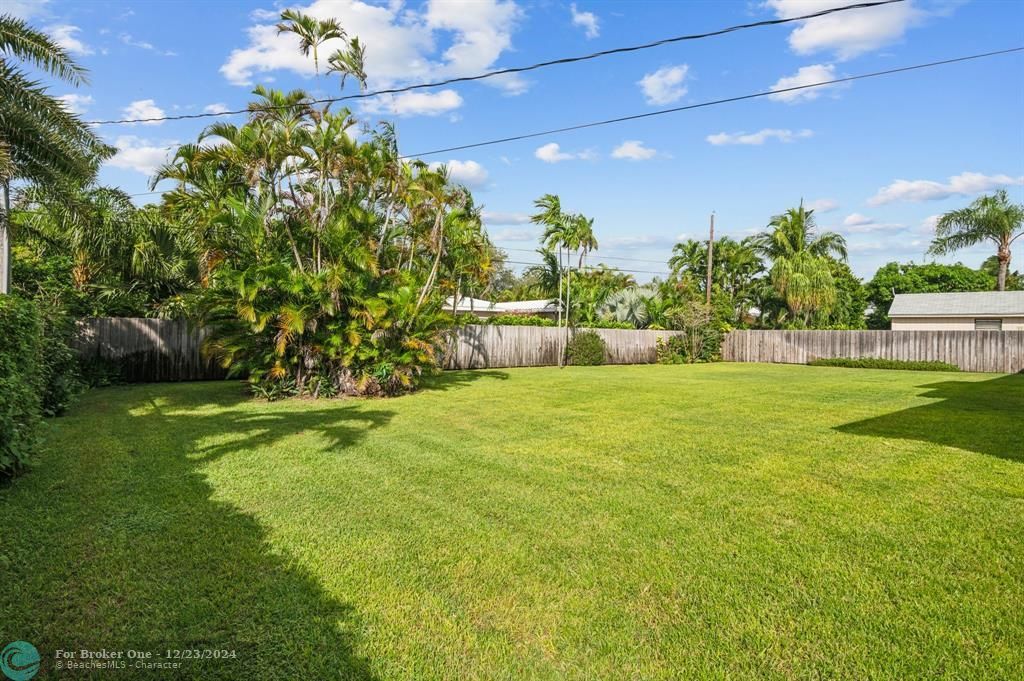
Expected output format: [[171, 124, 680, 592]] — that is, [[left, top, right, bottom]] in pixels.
[[445, 325, 683, 369], [74, 317, 225, 382], [72, 318, 683, 382], [722, 330, 1024, 373]]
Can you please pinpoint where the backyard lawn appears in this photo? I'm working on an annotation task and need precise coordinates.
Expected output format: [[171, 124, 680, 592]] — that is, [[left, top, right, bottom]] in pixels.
[[1, 363, 1022, 679]]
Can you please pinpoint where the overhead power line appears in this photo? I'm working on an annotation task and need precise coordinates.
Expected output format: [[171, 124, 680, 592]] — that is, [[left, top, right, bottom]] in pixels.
[[499, 245, 670, 265], [86, 0, 904, 126], [402, 47, 1024, 158]]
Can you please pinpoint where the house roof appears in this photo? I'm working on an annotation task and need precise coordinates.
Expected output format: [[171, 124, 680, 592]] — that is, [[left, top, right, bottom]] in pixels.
[[445, 296, 559, 314], [888, 291, 1024, 317]]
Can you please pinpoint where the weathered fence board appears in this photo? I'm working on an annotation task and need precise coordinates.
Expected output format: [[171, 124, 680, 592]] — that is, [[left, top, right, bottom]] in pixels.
[[73, 319, 683, 382], [722, 330, 1024, 373], [73, 318, 226, 382], [445, 325, 682, 369]]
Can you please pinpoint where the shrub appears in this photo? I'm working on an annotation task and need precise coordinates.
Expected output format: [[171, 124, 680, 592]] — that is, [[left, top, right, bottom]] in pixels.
[[808, 357, 960, 372], [486, 314, 554, 327], [657, 303, 723, 364], [38, 304, 83, 416], [584, 319, 634, 330], [566, 330, 605, 366], [0, 296, 44, 479]]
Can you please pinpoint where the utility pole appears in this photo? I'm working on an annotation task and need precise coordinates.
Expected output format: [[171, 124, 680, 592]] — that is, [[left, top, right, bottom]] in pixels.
[[705, 211, 715, 306], [0, 180, 10, 295]]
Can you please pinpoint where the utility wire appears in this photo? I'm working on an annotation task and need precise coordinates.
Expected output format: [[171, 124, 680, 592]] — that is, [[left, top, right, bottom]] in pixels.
[[402, 47, 1024, 158], [85, 0, 904, 126], [499, 245, 670, 265]]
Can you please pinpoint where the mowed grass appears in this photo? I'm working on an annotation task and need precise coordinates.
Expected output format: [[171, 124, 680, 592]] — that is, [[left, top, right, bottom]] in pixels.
[[1, 364, 1022, 679]]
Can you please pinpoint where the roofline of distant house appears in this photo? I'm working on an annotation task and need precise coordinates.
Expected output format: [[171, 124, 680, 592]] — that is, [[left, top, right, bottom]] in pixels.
[[889, 313, 1024, 318]]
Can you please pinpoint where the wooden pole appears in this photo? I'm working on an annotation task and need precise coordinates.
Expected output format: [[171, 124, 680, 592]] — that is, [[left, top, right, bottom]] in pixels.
[[705, 212, 715, 306]]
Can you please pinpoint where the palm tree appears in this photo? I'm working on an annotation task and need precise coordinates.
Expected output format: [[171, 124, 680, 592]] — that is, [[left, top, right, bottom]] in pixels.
[[276, 9, 345, 75], [327, 37, 368, 91], [929, 190, 1024, 291], [752, 201, 847, 325], [531, 193, 569, 325], [1, 13, 111, 292]]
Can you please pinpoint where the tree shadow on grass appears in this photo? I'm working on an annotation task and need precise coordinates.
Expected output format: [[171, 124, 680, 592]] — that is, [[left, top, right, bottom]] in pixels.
[[1, 386, 391, 680], [835, 374, 1024, 462], [418, 368, 510, 392]]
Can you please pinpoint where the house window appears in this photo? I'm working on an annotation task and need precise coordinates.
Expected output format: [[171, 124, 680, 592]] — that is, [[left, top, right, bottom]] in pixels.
[[974, 319, 1002, 331]]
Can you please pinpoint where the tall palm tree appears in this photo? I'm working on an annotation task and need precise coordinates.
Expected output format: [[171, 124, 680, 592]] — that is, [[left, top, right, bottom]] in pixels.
[[531, 193, 569, 325], [929, 189, 1024, 291], [752, 201, 847, 325], [0, 13, 111, 292], [276, 9, 345, 75]]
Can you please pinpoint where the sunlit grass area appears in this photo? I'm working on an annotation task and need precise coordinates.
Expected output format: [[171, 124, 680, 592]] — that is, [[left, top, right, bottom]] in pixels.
[[2, 364, 1022, 679]]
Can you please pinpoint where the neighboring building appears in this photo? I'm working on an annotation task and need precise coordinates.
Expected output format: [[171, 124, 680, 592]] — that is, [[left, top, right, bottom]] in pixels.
[[445, 296, 559, 320], [887, 291, 1024, 330]]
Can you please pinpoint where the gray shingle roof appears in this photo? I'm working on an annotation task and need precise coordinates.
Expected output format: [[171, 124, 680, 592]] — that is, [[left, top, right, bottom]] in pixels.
[[888, 291, 1024, 317]]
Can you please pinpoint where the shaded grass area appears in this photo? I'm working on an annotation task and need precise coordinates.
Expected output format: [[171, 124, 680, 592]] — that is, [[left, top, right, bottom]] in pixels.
[[1, 364, 1022, 679]]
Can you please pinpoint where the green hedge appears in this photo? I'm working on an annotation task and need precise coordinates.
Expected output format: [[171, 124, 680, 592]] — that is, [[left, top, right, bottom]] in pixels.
[[566, 330, 606, 366], [486, 314, 555, 327], [0, 296, 45, 478], [0, 296, 81, 479], [808, 357, 960, 372]]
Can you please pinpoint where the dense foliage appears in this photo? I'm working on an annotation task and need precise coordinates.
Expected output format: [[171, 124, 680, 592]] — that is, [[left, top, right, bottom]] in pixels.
[[0, 296, 43, 477], [808, 357, 960, 372], [486, 314, 554, 327], [565, 330, 606, 366]]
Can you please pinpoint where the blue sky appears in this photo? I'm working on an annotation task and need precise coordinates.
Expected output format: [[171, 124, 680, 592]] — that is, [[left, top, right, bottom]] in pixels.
[[11, 0, 1024, 279]]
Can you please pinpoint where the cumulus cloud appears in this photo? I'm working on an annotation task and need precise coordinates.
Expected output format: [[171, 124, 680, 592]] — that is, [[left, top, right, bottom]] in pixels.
[[834, 212, 905, 234], [764, 0, 927, 60], [868, 172, 1024, 205], [429, 159, 488, 188], [47, 25, 93, 56], [221, 0, 525, 101], [768, 64, 842, 103], [706, 128, 813, 146], [107, 136, 175, 176], [534, 142, 595, 163], [57, 93, 93, 115], [918, 214, 941, 234], [843, 213, 873, 226], [361, 90, 463, 116], [637, 65, 688, 105], [122, 99, 166, 125], [611, 140, 658, 160], [490, 227, 539, 242], [570, 3, 599, 39], [203, 102, 231, 114], [807, 198, 838, 213]]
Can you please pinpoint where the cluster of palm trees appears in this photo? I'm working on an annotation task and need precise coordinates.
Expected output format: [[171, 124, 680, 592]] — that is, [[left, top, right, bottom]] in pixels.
[[529, 194, 598, 327]]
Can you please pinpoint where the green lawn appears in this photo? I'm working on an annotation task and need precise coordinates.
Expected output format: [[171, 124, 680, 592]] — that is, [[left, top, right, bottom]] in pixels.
[[2, 364, 1022, 679]]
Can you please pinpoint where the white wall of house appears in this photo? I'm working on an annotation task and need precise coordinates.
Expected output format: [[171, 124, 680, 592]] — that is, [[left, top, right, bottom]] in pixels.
[[891, 316, 1024, 331]]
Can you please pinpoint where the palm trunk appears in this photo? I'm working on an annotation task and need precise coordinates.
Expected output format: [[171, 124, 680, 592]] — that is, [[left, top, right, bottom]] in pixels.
[[997, 244, 1010, 292], [556, 247, 563, 328], [0, 180, 10, 295]]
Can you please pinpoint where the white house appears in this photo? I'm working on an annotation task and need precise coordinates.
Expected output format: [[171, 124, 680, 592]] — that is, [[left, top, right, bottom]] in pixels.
[[444, 296, 560, 320], [888, 291, 1024, 330]]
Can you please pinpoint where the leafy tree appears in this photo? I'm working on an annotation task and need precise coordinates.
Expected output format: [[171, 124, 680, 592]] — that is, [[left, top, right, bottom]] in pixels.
[[669, 236, 763, 324], [751, 202, 847, 326], [0, 13, 112, 292], [929, 190, 1024, 291], [864, 262, 995, 329], [979, 255, 1022, 291]]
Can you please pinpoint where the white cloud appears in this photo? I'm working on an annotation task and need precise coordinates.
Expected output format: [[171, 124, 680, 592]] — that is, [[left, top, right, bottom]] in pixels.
[[491, 227, 538, 242], [868, 172, 1024, 205], [362, 90, 463, 117], [768, 64, 842, 103], [706, 128, 813, 146], [482, 210, 531, 225], [570, 3, 599, 39], [611, 140, 658, 160], [203, 102, 230, 114], [120, 33, 177, 56], [221, 0, 526, 98], [57, 93, 93, 115], [6, 0, 51, 20], [534, 142, 595, 163], [107, 136, 175, 176], [47, 25, 93, 56], [807, 198, 838, 213], [837, 212, 905, 234], [122, 99, 166, 125], [918, 214, 941, 234], [637, 64, 688, 105], [765, 0, 927, 61], [429, 159, 488, 188]]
